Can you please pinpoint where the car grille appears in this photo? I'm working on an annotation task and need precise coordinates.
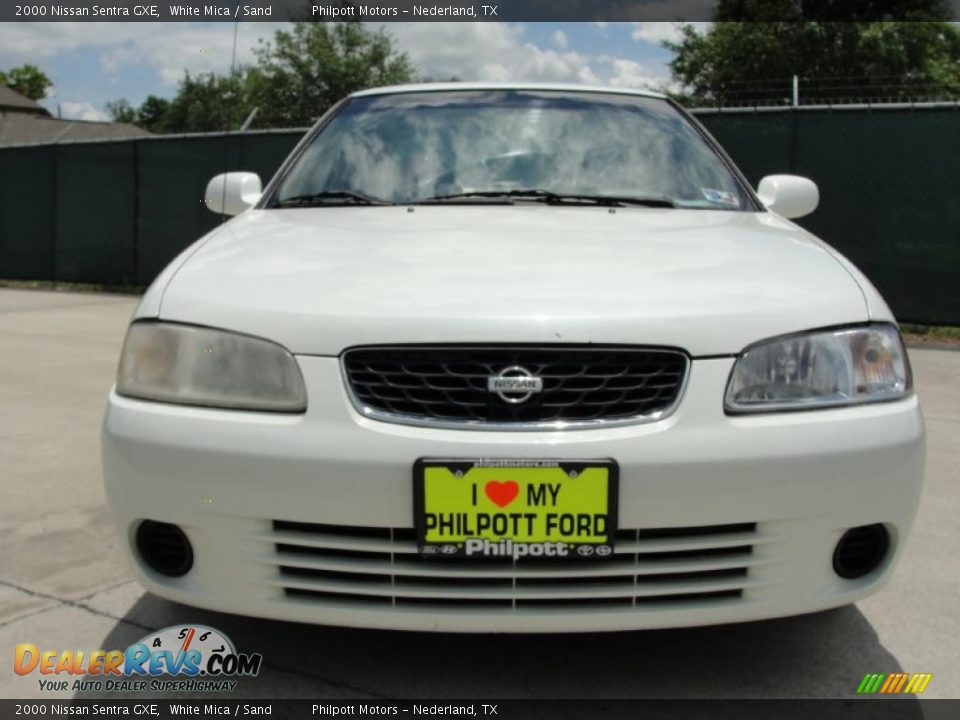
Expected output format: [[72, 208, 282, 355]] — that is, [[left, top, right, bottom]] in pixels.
[[265, 521, 770, 611], [341, 346, 688, 428]]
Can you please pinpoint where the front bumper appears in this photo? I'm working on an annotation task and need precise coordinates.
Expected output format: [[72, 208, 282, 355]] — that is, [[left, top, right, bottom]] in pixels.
[[102, 356, 925, 632]]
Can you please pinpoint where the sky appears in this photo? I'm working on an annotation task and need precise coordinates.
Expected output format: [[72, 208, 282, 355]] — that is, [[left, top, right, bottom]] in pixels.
[[0, 22, 693, 122]]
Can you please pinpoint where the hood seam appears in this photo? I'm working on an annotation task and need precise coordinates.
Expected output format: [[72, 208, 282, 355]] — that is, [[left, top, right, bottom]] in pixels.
[[797, 228, 873, 321], [155, 224, 235, 317]]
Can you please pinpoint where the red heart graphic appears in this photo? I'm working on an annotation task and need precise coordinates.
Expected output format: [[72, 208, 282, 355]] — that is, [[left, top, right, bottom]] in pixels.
[[485, 480, 519, 508]]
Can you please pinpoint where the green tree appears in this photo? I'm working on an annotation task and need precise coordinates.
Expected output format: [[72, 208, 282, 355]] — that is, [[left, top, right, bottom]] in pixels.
[[0, 64, 53, 100], [106, 21, 416, 133], [106, 95, 174, 132], [668, 1, 960, 106], [156, 72, 254, 133], [105, 99, 137, 124], [246, 22, 416, 127], [108, 73, 251, 133], [133, 95, 172, 132]]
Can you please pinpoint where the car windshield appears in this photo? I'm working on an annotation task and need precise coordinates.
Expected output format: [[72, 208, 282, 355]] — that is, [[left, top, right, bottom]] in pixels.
[[270, 89, 751, 210]]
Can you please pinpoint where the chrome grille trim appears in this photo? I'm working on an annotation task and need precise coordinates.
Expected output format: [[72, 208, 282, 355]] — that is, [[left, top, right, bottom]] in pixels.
[[261, 521, 777, 612], [339, 345, 690, 431]]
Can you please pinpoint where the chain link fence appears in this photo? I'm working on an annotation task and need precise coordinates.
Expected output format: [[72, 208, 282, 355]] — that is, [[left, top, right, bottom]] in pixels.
[[0, 105, 957, 323], [685, 76, 960, 109]]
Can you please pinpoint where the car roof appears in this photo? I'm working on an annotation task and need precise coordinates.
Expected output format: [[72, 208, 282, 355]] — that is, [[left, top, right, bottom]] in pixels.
[[350, 82, 667, 100]]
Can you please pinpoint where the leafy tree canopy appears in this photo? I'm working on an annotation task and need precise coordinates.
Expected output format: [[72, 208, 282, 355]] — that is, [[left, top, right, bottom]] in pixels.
[[108, 21, 416, 133], [161, 72, 251, 133], [668, 0, 960, 106], [0, 64, 53, 101], [247, 21, 417, 127]]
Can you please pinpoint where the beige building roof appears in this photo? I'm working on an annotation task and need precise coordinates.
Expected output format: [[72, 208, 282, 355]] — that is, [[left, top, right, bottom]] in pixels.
[[0, 84, 150, 146], [0, 85, 49, 114], [0, 112, 151, 146]]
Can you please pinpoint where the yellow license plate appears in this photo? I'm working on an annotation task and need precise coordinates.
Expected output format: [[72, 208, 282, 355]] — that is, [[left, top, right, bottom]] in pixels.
[[414, 459, 618, 560]]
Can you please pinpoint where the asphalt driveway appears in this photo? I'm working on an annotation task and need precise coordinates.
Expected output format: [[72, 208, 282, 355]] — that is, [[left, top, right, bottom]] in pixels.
[[1, 288, 957, 701]]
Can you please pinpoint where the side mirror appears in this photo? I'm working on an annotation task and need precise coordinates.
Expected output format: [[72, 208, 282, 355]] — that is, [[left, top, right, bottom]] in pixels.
[[205, 172, 262, 216], [757, 175, 819, 219]]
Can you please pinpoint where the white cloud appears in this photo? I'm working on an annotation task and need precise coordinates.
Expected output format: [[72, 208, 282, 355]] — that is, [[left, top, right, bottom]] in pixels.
[[630, 22, 684, 44], [630, 22, 709, 45], [388, 23, 604, 85], [99, 23, 284, 87], [59, 101, 109, 122], [0, 22, 281, 91], [7, 23, 581, 92], [604, 59, 669, 91], [385, 23, 671, 90], [2, 21, 676, 113]]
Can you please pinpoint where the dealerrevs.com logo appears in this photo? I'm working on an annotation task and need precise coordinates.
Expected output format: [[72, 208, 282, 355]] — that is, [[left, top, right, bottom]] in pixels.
[[14, 625, 262, 693]]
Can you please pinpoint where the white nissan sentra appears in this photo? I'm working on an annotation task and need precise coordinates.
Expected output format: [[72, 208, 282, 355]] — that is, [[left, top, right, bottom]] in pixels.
[[102, 83, 925, 632]]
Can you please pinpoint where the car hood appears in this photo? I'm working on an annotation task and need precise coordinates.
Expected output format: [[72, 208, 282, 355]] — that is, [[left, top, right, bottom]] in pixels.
[[155, 206, 869, 356]]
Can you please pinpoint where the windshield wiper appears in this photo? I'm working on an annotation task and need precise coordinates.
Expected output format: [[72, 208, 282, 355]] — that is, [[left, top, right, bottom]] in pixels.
[[419, 189, 564, 204], [417, 189, 676, 208], [273, 190, 394, 207], [560, 193, 676, 208]]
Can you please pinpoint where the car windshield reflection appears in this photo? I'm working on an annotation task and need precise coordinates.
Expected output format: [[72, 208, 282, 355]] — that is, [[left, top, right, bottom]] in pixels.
[[271, 90, 751, 210]]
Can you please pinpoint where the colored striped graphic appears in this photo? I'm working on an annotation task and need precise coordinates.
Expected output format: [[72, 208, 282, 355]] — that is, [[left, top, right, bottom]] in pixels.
[[857, 672, 933, 694]]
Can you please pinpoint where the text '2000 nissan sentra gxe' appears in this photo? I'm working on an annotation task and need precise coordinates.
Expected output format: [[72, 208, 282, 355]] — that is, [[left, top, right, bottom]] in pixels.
[[102, 84, 924, 633]]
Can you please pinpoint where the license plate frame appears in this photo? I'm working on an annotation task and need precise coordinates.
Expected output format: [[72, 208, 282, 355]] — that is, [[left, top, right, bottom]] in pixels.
[[413, 458, 618, 560]]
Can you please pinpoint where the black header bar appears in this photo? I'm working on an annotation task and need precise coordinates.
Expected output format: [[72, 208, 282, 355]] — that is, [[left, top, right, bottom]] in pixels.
[[3, 699, 958, 719], [5, 0, 960, 22]]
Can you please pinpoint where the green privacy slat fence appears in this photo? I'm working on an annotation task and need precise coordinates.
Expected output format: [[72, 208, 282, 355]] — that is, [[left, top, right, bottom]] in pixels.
[[0, 144, 56, 280], [0, 107, 957, 323], [0, 131, 304, 287], [698, 106, 960, 326]]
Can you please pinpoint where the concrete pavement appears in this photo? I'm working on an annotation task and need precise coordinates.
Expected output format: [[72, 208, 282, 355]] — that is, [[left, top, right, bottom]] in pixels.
[[1, 288, 957, 700]]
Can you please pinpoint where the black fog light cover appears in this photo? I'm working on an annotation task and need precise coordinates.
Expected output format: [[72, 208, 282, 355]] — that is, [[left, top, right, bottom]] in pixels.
[[136, 520, 194, 577], [833, 524, 889, 579]]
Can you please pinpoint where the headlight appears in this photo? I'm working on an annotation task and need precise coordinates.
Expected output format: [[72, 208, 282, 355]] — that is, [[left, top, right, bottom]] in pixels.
[[725, 324, 910, 413], [116, 322, 307, 412]]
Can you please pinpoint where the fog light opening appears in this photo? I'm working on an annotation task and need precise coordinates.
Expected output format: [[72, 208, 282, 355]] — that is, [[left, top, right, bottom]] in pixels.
[[135, 520, 194, 577], [833, 524, 889, 579]]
